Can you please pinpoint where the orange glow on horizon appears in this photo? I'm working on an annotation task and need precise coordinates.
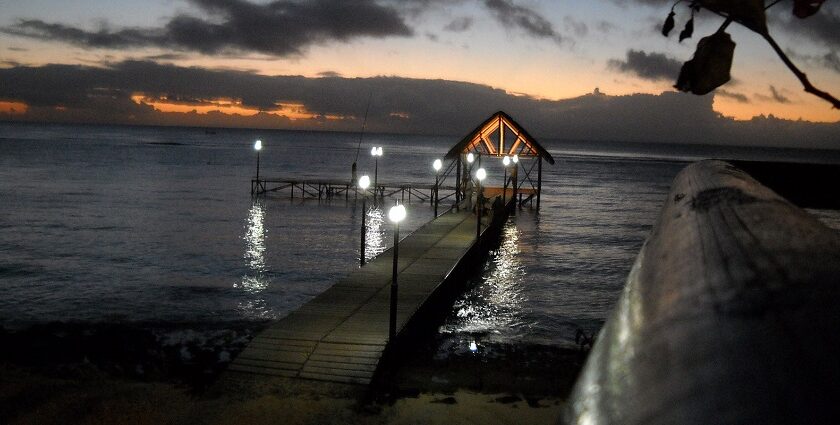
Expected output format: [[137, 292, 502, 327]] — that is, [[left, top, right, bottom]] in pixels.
[[130, 94, 348, 121], [0, 100, 29, 115], [712, 95, 840, 123]]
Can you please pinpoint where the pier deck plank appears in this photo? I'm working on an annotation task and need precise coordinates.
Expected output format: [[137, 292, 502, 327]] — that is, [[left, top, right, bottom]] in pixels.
[[228, 199, 506, 386]]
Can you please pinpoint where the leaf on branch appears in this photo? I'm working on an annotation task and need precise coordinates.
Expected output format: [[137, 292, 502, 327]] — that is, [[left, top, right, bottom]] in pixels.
[[679, 17, 694, 42], [662, 11, 676, 37], [675, 31, 736, 95], [793, 0, 825, 18], [699, 0, 767, 34]]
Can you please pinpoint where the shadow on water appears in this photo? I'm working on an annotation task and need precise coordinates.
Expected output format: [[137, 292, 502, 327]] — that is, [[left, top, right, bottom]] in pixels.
[[373, 214, 590, 403]]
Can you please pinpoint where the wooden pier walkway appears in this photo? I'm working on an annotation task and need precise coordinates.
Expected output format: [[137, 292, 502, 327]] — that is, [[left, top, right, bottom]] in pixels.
[[228, 195, 510, 385], [251, 177, 457, 204]]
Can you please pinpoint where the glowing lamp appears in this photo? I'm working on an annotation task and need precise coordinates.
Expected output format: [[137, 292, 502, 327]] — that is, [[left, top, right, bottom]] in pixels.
[[359, 175, 370, 190], [467, 152, 475, 163], [503, 155, 511, 167], [389, 204, 406, 223], [475, 168, 486, 181], [433, 159, 442, 172], [512, 154, 519, 164], [254, 140, 262, 151]]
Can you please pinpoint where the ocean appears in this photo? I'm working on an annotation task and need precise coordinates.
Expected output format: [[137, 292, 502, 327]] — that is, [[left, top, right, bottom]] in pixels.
[[2, 122, 839, 355]]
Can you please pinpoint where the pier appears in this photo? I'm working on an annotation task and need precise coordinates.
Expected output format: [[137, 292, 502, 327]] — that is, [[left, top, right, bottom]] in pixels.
[[228, 194, 511, 385], [230, 111, 554, 387]]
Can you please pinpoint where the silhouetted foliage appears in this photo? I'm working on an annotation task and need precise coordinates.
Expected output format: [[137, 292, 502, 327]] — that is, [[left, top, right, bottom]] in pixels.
[[676, 31, 735, 94], [662, 0, 839, 109]]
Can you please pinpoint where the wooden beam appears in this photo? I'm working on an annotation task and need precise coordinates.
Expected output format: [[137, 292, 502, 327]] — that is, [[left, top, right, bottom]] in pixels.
[[481, 134, 496, 155], [508, 136, 523, 156], [565, 160, 840, 425], [499, 116, 505, 155]]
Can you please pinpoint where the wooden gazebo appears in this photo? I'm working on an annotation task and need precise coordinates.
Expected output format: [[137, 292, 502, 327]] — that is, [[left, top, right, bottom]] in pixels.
[[441, 111, 554, 209]]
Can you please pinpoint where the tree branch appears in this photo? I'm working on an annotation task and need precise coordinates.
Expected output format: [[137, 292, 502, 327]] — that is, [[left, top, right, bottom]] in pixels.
[[765, 0, 784, 10], [761, 32, 840, 109]]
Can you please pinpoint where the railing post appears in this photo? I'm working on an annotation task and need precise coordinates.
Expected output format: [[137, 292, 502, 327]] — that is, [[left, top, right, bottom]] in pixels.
[[536, 156, 542, 210]]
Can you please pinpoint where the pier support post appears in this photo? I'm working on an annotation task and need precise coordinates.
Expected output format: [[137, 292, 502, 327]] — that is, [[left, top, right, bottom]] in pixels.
[[456, 156, 462, 209], [537, 156, 542, 210], [476, 185, 483, 240], [434, 174, 439, 217], [512, 165, 518, 215]]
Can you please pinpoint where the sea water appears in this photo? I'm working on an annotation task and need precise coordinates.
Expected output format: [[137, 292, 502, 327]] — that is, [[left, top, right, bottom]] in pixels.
[[1, 122, 838, 351]]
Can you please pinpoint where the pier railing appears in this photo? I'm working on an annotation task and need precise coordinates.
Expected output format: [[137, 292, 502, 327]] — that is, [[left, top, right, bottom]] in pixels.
[[565, 160, 840, 424]]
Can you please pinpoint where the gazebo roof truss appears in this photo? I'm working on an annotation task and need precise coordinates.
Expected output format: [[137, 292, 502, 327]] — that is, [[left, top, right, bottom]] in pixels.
[[445, 111, 555, 164]]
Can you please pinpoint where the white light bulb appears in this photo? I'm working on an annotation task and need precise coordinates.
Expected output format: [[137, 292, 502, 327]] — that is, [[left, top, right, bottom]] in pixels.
[[512, 154, 519, 164], [476, 168, 486, 181], [388, 204, 406, 223], [371, 146, 377, 156], [466, 152, 475, 163], [359, 175, 370, 190], [433, 159, 442, 172], [503, 156, 511, 166], [254, 140, 262, 151]]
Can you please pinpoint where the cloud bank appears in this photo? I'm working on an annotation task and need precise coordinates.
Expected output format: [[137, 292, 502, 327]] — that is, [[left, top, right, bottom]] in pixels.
[[608, 49, 682, 81], [1, 61, 837, 149], [2, 0, 412, 56]]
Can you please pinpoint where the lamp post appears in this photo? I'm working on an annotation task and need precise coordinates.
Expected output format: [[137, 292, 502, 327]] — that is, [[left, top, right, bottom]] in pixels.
[[512, 154, 519, 213], [388, 203, 407, 342], [432, 159, 442, 217], [502, 155, 511, 205], [475, 168, 486, 240], [466, 153, 475, 208], [254, 139, 263, 180], [359, 175, 371, 267], [371, 146, 383, 199]]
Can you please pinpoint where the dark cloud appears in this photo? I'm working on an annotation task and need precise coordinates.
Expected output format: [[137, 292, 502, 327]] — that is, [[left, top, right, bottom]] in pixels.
[[563, 16, 588, 37], [1, 0, 412, 56], [716, 89, 750, 103], [596, 21, 618, 34], [773, 3, 840, 49], [608, 49, 682, 81], [754, 85, 792, 104], [770, 85, 791, 104], [144, 53, 191, 61], [824, 51, 840, 72], [784, 47, 840, 74], [444, 17, 474, 32], [1, 61, 837, 148], [608, 0, 669, 6], [3, 19, 162, 48], [483, 0, 564, 44], [317, 71, 343, 78]]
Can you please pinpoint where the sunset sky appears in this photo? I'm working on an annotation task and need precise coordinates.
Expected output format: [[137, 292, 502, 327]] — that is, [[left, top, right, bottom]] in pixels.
[[1, 0, 838, 145]]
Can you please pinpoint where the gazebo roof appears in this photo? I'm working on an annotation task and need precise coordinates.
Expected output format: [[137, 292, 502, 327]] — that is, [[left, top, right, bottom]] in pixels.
[[444, 111, 555, 165]]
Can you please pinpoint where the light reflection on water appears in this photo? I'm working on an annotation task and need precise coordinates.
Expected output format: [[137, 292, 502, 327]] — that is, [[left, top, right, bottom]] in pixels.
[[440, 220, 531, 342], [236, 200, 270, 317], [364, 202, 386, 262]]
